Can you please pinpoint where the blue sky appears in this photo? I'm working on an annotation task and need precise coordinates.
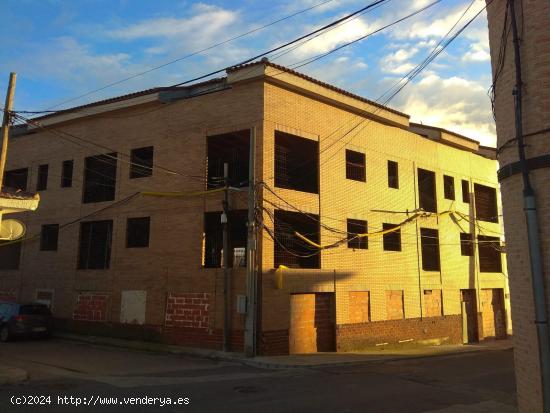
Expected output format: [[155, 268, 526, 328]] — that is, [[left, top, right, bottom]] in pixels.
[[0, 0, 496, 146]]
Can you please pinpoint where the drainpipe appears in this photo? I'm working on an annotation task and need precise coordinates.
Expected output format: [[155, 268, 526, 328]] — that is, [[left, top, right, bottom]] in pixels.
[[509, 2, 550, 411]]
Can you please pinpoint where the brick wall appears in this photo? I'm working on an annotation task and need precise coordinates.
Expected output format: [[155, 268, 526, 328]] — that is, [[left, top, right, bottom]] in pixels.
[[337, 315, 463, 352], [165, 293, 210, 329], [72, 293, 108, 321], [0, 291, 16, 301], [486, 0, 550, 411]]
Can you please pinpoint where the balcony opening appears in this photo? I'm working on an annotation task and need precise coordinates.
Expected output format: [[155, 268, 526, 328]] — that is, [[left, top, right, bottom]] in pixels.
[[418, 168, 437, 213], [474, 184, 498, 223], [207, 130, 249, 189], [203, 210, 247, 268], [420, 228, 441, 271], [83, 153, 117, 203], [383, 223, 401, 251], [478, 235, 502, 272], [274, 209, 320, 269], [130, 146, 154, 179], [275, 131, 318, 194], [3, 167, 28, 192], [78, 220, 113, 270]]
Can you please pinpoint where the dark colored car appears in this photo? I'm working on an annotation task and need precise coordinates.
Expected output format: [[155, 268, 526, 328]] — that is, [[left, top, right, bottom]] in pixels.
[[0, 302, 53, 342]]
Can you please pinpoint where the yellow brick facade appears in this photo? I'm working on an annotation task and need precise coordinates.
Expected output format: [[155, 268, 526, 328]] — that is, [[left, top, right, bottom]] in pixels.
[[0, 62, 510, 354]]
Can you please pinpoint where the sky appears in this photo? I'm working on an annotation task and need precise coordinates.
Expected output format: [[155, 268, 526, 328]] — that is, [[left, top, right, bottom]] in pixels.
[[0, 0, 496, 146]]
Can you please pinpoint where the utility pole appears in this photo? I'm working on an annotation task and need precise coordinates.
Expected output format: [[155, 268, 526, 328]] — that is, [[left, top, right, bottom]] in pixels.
[[244, 127, 257, 357], [0, 72, 17, 190], [222, 162, 230, 352]]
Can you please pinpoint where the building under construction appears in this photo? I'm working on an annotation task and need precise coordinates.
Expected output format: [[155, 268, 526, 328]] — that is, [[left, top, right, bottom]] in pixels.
[[0, 61, 510, 354]]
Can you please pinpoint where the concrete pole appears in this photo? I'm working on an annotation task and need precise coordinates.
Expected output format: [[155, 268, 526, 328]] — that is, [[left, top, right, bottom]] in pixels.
[[222, 163, 230, 352], [0, 72, 17, 190], [244, 127, 257, 357]]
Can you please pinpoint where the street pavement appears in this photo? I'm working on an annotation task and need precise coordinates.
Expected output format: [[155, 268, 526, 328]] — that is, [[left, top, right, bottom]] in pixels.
[[0, 338, 517, 412]]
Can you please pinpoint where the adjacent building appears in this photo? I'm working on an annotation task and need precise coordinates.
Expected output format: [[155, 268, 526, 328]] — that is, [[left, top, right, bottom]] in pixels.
[[0, 61, 510, 354]]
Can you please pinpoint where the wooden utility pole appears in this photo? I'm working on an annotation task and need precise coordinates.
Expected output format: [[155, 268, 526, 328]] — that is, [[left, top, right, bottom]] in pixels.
[[0, 72, 17, 190]]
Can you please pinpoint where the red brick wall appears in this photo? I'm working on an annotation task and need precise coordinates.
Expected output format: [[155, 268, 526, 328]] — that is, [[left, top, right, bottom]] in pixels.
[[165, 293, 210, 329], [72, 293, 108, 321], [261, 330, 289, 356], [0, 291, 16, 301], [337, 315, 462, 351]]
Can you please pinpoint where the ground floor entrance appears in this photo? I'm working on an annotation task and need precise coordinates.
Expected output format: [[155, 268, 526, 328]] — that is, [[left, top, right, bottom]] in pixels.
[[481, 288, 507, 339], [289, 293, 335, 354], [461, 289, 479, 343]]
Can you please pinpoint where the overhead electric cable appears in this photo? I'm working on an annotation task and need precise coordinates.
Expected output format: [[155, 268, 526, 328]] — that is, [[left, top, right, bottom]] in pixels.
[[44, 0, 337, 110]]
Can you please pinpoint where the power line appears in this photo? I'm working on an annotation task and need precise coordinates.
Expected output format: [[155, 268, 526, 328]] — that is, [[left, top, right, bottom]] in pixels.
[[43, 0, 337, 111]]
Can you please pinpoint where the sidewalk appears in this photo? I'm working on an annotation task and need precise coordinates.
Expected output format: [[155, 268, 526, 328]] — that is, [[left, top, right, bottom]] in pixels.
[[55, 332, 513, 369], [0, 366, 27, 385]]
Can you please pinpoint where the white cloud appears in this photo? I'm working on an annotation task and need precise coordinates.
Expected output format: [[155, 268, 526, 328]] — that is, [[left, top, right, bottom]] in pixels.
[[109, 4, 239, 44], [380, 48, 419, 74], [393, 73, 496, 146], [283, 17, 372, 60]]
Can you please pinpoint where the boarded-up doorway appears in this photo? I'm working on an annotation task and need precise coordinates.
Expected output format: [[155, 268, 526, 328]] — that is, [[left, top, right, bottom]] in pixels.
[[461, 289, 479, 343], [289, 293, 335, 354], [481, 288, 506, 339]]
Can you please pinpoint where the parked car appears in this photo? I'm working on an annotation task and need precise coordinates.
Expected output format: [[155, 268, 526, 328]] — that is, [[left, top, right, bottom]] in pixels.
[[0, 302, 53, 342]]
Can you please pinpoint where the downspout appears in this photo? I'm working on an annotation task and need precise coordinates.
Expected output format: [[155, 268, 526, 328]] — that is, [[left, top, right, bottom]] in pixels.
[[509, 1, 550, 411]]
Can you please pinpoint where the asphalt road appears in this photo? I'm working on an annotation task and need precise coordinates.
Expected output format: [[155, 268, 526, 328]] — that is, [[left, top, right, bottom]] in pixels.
[[0, 339, 517, 413]]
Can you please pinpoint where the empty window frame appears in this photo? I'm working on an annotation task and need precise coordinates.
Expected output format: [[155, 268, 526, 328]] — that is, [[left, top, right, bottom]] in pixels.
[[78, 220, 113, 270], [345, 150, 366, 182], [130, 146, 154, 179], [383, 223, 401, 251], [203, 210, 247, 268], [61, 160, 74, 188], [462, 179, 470, 203], [40, 224, 59, 251], [474, 184, 498, 223], [347, 219, 368, 249], [418, 168, 437, 212], [36, 164, 49, 191], [82, 153, 117, 203], [3, 167, 28, 191], [207, 130, 250, 189], [0, 241, 21, 270], [388, 160, 399, 189], [443, 175, 455, 200], [275, 131, 319, 194], [420, 228, 441, 271], [478, 235, 502, 272], [460, 233, 474, 256], [126, 217, 150, 248], [274, 209, 320, 269]]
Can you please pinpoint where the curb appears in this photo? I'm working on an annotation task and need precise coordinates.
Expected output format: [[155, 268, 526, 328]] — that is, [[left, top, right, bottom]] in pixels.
[[53, 333, 513, 370], [0, 367, 28, 385], [53, 333, 245, 364]]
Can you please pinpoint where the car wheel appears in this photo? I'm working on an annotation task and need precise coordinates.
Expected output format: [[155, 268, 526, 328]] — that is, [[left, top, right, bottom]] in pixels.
[[0, 325, 10, 342]]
